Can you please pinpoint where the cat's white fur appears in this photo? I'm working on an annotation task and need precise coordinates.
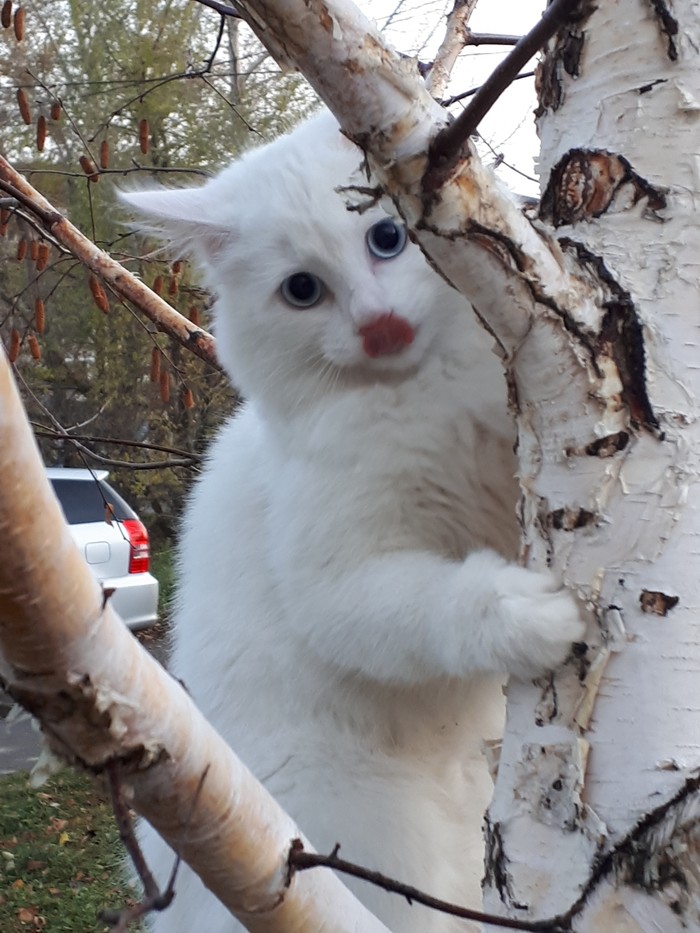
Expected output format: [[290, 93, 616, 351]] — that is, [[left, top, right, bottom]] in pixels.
[[121, 112, 584, 933]]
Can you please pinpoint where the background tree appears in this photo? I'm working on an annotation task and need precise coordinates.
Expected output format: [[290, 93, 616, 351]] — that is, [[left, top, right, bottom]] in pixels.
[[0, 0, 315, 543]]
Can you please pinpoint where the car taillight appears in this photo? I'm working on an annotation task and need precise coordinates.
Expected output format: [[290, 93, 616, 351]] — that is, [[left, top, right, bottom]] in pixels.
[[122, 519, 150, 574]]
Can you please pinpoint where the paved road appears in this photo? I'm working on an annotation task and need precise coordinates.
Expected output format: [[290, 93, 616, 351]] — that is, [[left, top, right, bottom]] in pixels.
[[0, 629, 169, 776], [0, 698, 41, 776]]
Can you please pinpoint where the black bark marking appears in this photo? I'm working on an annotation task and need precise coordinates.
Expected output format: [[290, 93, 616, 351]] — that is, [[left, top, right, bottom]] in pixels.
[[534, 0, 597, 115], [559, 239, 660, 433], [640, 589, 680, 616], [483, 817, 528, 910], [649, 0, 679, 61], [549, 507, 598, 530], [638, 77, 668, 94], [540, 149, 667, 227], [584, 431, 630, 457]]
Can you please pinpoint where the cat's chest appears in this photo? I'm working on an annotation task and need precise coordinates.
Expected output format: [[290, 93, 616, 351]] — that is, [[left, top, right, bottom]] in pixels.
[[264, 404, 516, 562]]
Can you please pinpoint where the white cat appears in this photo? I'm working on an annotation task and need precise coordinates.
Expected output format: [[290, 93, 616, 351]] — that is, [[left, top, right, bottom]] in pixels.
[[121, 112, 584, 933]]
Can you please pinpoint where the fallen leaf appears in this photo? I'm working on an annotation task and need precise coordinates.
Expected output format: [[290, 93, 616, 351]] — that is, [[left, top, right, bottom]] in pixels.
[[58, 831, 70, 846]]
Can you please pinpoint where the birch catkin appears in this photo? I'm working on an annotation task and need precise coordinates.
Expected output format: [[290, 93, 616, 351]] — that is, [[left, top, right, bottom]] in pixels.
[[8, 329, 20, 363], [28, 334, 41, 360], [139, 118, 149, 154], [150, 347, 161, 383], [79, 155, 99, 182], [99, 139, 110, 170], [36, 114, 46, 152], [17, 88, 31, 125], [34, 298, 45, 334], [12, 4, 23, 40]]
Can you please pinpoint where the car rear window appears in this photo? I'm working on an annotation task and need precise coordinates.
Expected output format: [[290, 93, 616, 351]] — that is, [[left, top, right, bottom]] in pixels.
[[50, 478, 137, 524]]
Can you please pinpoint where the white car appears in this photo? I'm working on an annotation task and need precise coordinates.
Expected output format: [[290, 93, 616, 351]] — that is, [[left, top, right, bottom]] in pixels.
[[47, 467, 159, 631]]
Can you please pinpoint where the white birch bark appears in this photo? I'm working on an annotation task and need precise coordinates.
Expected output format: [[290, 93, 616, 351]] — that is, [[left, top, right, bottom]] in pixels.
[[484, 1, 700, 928]]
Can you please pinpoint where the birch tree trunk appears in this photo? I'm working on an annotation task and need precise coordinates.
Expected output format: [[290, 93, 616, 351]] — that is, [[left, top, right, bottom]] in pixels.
[[484, 1, 700, 928]]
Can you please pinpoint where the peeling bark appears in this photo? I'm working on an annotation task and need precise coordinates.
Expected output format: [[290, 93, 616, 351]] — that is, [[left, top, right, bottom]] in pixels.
[[534, 0, 596, 113], [540, 150, 667, 227]]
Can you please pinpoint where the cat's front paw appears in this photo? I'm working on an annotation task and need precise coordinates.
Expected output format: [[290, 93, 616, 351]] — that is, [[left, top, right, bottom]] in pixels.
[[488, 563, 586, 680]]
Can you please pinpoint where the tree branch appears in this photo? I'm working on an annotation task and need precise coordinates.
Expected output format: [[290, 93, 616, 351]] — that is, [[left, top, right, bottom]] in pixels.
[[0, 157, 221, 372], [191, 0, 243, 17], [425, 0, 582, 185], [425, 0, 480, 100], [288, 840, 570, 932], [441, 70, 535, 108], [33, 425, 203, 466]]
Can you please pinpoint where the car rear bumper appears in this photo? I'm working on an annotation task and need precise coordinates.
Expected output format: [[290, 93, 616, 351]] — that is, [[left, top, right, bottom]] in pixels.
[[103, 571, 159, 631]]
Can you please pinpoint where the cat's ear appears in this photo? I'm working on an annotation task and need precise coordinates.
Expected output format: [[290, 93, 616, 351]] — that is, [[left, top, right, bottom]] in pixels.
[[118, 185, 234, 263]]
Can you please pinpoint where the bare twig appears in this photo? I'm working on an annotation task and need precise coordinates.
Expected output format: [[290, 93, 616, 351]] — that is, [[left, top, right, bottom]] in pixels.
[[33, 425, 203, 465], [441, 69, 535, 108], [425, 0, 582, 185], [89, 15, 229, 140], [192, 0, 242, 17], [100, 762, 211, 930], [287, 840, 571, 932], [466, 32, 522, 46], [0, 157, 221, 371]]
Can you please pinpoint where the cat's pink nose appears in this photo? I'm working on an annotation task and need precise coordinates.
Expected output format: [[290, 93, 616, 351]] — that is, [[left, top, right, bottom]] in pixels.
[[358, 313, 415, 358]]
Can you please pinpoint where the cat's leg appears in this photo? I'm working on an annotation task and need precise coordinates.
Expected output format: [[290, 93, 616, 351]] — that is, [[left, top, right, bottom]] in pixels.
[[283, 549, 585, 684]]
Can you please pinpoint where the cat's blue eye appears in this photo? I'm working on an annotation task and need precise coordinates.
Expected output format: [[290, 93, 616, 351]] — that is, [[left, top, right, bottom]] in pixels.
[[366, 219, 407, 260], [281, 272, 324, 308]]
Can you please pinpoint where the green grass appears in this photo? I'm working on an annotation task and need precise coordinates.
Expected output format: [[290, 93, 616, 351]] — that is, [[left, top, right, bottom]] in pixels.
[[150, 545, 176, 622], [0, 770, 144, 932]]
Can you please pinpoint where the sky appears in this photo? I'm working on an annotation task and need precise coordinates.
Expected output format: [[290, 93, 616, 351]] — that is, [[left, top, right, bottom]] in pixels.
[[355, 0, 547, 196]]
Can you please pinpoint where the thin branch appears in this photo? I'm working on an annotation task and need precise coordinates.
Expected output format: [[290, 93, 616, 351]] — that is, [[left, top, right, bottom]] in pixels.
[[99, 762, 210, 930], [426, 0, 582, 185], [466, 32, 522, 46], [24, 165, 212, 179], [88, 17, 227, 140], [191, 0, 243, 17], [441, 69, 535, 108], [287, 840, 570, 932], [32, 425, 203, 464], [425, 0, 480, 100], [476, 128, 539, 185], [0, 157, 221, 371]]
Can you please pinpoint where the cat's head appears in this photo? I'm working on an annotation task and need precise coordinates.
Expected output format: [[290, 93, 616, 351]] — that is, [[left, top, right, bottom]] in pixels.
[[120, 112, 468, 412]]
